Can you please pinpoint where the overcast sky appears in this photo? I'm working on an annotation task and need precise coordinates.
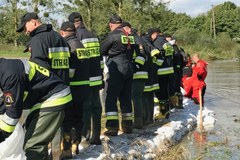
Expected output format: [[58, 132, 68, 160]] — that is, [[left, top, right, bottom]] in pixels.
[[164, 0, 240, 17]]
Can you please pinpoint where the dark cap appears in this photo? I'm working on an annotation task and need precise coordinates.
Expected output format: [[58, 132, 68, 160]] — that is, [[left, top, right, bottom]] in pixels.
[[147, 28, 159, 35], [16, 12, 39, 32], [121, 21, 131, 28], [164, 33, 172, 38], [60, 21, 76, 32], [68, 12, 83, 23], [109, 14, 122, 24]]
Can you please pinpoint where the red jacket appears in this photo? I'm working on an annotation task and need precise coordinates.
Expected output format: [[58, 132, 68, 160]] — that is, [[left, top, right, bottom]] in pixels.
[[192, 60, 208, 81]]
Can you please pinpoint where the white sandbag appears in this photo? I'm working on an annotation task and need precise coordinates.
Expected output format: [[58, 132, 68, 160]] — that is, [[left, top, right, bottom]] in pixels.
[[0, 123, 26, 160]]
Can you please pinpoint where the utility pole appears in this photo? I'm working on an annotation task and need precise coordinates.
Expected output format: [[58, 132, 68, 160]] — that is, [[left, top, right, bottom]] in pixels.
[[211, 4, 216, 39], [210, 16, 213, 37]]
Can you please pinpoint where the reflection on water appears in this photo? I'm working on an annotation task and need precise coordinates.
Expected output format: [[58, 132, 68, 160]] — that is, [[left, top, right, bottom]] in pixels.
[[184, 60, 240, 160]]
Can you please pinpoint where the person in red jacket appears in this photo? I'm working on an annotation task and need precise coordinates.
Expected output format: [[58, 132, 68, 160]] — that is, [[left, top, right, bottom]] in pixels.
[[191, 53, 208, 104]]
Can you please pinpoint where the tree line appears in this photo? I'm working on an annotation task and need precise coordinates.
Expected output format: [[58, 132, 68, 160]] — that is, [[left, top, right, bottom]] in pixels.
[[0, 0, 240, 50]]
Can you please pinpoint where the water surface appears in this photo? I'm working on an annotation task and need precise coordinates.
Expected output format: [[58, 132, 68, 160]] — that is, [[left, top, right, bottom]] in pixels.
[[185, 60, 240, 160]]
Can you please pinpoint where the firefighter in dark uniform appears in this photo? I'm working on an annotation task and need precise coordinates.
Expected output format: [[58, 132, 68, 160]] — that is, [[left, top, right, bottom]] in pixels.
[[141, 28, 161, 125], [121, 22, 148, 129], [153, 32, 175, 119], [0, 58, 72, 160], [59, 21, 90, 158], [165, 34, 184, 109], [16, 12, 70, 84], [100, 15, 136, 136], [16, 12, 72, 159], [69, 12, 102, 145]]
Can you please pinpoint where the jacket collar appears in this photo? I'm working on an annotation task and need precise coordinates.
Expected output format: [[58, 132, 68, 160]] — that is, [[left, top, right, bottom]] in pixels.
[[64, 34, 77, 41], [30, 24, 53, 37], [77, 23, 86, 29]]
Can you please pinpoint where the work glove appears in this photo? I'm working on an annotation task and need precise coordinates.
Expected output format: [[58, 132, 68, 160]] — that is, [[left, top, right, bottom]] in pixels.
[[0, 129, 12, 143]]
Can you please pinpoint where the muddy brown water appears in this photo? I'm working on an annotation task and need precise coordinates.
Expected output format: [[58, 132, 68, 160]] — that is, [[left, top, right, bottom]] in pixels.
[[184, 60, 240, 160]]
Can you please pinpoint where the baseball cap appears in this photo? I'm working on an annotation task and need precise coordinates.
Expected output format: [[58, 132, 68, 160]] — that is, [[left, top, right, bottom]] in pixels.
[[121, 21, 131, 28], [109, 14, 122, 24], [60, 21, 76, 32], [164, 33, 172, 38], [147, 28, 159, 35], [68, 12, 83, 23], [16, 12, 39, 32]]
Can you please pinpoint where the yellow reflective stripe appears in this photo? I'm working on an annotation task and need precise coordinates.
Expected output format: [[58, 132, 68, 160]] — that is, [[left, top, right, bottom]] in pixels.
[[48, 48, 70, 69], [28, 61, 50, 80], [51, 58, 69, 69], [36, 64, 50, 77], [70, 80, 90, 86], [151, 49, 160, 57], [23, 91, 29, 101], [157, 59, 164, 66], [158, 67, 174, 75], [0, 120, 15, 133], [83, 42, 100, 48], [28, 61, 36, 81], [76, 47, 100, 59], [76, 48, 90, 59], [106, 115, 118, 120], [144, 86, 152, 92], [49, 52, 70, 58], [152, 85, 160, 91], [101, 63, 104, 69], [133, 74, 148, 79], [154, 97, 159, 103], [30, 94, 72, 113], [90, 80, 102, 87], [100, 60, 104, 69], [133, 75, 148, 79], [133, 52, 137, 59], [163, 43, 174, 56], [135, 56, 145, 65], [176, 65, 181, 68]]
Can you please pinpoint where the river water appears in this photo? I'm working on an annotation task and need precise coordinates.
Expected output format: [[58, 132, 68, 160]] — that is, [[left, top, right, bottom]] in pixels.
[[184, 60, 240, 160]]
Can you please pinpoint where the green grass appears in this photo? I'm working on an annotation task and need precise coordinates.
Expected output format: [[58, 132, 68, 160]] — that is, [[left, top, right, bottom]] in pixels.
[[0, 44, 30, 58], [1, 43, 239, 60], [182, 44, 240, 61]]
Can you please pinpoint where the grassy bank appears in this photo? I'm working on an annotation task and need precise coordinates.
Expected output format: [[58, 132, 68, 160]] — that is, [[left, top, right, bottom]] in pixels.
[[176, 32, 240, 61], [1, 43, 239, 60], [182, 43, 240, 61], [0, 44, 30, 58]]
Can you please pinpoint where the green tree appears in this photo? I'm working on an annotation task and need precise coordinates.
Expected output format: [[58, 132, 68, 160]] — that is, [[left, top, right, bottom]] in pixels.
[[206, 2, 240, 38]]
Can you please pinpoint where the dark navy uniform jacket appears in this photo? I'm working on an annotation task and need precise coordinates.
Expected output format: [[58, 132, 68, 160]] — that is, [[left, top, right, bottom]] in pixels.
[[100, 26, 138, 78], [0, 58, 71, 133], [28, 24, 70, 84], [76, 24, 102, 89]]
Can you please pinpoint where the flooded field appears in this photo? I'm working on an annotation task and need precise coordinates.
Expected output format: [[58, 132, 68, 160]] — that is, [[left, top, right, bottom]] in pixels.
[[184, 60, 240, 160]]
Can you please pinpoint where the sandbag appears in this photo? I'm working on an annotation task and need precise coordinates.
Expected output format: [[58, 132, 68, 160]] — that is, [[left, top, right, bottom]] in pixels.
[[0, 122, 26, 160]]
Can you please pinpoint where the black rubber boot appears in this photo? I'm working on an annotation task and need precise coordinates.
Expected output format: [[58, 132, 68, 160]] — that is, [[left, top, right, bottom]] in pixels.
[[159, 100, 170, 119], [122, 120, 133, 134], [89, 116, 102, 145]]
